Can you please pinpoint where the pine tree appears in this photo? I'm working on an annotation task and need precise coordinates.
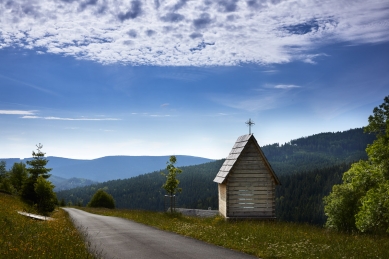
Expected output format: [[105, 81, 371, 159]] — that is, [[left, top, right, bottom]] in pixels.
[[21, 144, 52, 203]]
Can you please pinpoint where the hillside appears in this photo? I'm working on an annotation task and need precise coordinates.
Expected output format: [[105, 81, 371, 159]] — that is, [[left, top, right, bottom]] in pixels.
[[56, 128, 374, 225], [57, 160, 224, 210], [261, 128, 375, 175], [50, 175, 98, 192]]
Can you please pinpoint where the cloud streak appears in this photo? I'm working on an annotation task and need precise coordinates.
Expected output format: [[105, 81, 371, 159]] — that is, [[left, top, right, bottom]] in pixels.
[[21, 116, 121, 121], [274, 84, 301, 89], [0, 110, 36, 115], [212, 83, 303, 111], [0, 0, 388, 66]]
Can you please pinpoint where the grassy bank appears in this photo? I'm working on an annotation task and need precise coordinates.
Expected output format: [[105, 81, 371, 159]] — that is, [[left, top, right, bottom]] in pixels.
[[0, 193, 96, 259], [82, 207, 389, 259]]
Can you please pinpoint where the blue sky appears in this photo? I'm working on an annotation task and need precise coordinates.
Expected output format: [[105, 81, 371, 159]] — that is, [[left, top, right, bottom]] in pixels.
[[1, 0, 388, 159]]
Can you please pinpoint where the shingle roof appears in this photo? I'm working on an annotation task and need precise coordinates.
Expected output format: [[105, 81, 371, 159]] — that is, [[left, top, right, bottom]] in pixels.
[[213, 134, 280, 185]]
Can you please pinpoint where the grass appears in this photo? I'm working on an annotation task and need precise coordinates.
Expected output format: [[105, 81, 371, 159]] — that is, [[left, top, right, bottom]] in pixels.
[[0, 192, 98, 259], [3, 193, 387, 259], [81, 207, 389, 259]]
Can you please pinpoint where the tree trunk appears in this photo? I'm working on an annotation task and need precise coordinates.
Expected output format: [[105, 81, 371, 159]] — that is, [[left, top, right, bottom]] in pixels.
[[170, 194, 173, 213]]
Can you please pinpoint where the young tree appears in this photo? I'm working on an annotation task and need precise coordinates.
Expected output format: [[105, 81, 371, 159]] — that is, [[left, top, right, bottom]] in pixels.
[[0, 160, 14, 194], [324, 96, 389, 233], [9, 162, 28, 193], [59, 198, 66, 207], [21, 144, 52, 203], [34, 176, 57, 215], [0, 161, 7, 180], [162, 156, 182, 213], [88, 189, 115, 209]]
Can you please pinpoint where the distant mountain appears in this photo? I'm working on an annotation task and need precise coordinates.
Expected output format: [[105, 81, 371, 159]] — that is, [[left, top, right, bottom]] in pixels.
[[0, 155, 214, 182], [2, 128, 375, 195], [50, 175, 98, 192]]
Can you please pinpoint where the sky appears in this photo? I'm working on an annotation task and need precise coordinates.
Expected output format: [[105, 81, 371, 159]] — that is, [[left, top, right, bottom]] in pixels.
[[0, 0, 388, 160]]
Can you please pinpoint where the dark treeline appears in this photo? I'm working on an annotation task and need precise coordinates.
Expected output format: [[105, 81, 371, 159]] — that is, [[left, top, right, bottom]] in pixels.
[[262, 128, 375, 175], [57, 160, 348, 226], [276, 163, 350, 225], [56, 160, 224, 211]]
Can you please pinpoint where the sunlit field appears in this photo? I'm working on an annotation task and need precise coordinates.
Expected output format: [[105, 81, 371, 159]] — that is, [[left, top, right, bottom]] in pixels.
[[2, 192, 388, 259], [82, 207, 389, 259], [0, 192, 97, 259]]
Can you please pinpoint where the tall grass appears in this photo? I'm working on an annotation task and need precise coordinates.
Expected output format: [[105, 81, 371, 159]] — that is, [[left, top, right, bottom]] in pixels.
[[82, 207, 389, 259], [0, 193, 97, 258]]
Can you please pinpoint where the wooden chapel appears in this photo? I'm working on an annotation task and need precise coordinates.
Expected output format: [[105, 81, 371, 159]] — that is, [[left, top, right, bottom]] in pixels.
[[213, 130, 280, 219]]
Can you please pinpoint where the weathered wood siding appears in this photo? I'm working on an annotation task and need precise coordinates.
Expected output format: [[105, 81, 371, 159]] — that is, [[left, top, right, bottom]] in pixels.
[[218, 183, 227, 217], [226, 141, 276, 218]]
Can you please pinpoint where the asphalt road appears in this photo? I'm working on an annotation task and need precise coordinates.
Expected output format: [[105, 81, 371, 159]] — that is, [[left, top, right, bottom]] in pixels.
[[63, 208, 258, 259]]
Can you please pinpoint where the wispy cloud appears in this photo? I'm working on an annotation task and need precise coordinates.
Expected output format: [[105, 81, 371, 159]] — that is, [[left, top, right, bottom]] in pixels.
[[212, 84, 303, 111], [0, 74, 58, 96], [274, 84, 301, 89], [0, 110, 36, 115], [0, 0, 387, 66], [21, 116, 121, 121], [149, 114, 170, 117]]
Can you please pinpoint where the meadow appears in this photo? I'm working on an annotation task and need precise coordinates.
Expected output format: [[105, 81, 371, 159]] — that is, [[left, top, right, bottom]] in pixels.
[[0, 192, 97, 259], [2, 190, 389, 259], [82, 207, 389, 259]]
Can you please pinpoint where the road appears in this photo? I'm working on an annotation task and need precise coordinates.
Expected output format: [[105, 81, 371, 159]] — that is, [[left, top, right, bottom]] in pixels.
[[63, 208, 258, 259]]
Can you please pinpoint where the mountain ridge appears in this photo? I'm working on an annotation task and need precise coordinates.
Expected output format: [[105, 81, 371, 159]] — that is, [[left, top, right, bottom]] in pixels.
[[1, 155, 214, 182]]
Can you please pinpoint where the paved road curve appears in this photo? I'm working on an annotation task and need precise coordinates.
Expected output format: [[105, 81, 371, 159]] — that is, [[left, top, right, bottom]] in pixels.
[[63, 208, 258, 259]]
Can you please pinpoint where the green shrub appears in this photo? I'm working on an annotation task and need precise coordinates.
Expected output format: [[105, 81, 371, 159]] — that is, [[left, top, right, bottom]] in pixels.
[[87, 189, 115, 209]]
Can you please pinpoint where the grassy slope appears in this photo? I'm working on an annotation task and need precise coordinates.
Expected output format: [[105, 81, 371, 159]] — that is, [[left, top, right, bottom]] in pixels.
[[81, 207, 389, 259], [0, 192, 96, 259]]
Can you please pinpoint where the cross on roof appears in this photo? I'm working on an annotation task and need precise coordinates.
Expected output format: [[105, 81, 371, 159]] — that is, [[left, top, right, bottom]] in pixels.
[[245, 118, 255, 135]]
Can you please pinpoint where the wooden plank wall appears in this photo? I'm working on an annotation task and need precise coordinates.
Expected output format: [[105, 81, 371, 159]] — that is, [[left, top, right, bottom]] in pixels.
[[218, 184, 227, 217], [227, 141, 276, 218]]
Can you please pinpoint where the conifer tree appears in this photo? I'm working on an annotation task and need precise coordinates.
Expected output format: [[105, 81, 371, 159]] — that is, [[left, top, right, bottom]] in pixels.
[[22, 144, 52, 204], [9, 162, 27, 193]]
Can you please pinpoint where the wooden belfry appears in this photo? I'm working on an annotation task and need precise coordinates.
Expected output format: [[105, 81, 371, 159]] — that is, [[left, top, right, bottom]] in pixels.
[[213, 120, 280, 219]]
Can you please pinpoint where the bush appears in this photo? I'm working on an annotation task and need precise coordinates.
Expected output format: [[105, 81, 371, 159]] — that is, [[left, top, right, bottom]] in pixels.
[[87, 189, 115, 209]]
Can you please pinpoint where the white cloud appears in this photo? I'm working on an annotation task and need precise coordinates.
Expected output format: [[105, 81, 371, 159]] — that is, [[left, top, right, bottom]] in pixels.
[[20, 115, 40, 119], [0, 110, 36, 115], [274, 84, 301, 89], [0, 0, 388, 66], [149, 114, 170, 117], [21, 115, 121, 121]]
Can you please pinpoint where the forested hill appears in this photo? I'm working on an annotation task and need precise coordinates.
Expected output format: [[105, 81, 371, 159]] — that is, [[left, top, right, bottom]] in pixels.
[[56, 159, 351, 226], [261, 128, 375, 175], [56, 160, 225, 210], [57, 128, 375, 226]]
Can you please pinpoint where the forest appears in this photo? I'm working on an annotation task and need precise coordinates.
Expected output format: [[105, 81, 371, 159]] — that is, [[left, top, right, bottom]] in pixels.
[[56, 127, 375, 225]]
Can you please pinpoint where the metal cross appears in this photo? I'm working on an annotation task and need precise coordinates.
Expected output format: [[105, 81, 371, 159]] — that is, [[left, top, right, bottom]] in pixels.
[[245, 118, 255, 135]]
